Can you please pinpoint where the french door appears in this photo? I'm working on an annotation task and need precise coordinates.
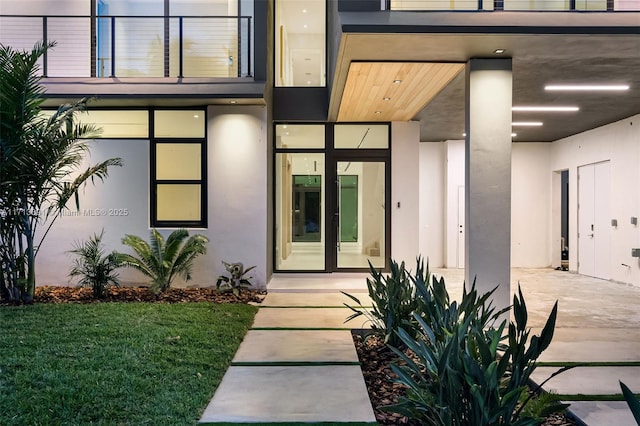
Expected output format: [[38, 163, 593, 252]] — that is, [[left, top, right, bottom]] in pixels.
[[330, 158, 389, 271], [274, 123, 390, 272]]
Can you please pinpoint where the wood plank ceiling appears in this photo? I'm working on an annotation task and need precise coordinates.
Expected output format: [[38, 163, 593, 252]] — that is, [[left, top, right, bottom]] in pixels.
[[337, 62, 465, 122]]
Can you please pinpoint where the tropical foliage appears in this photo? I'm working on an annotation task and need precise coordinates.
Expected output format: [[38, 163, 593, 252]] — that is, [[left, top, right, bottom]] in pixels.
[[344, 256, 567, 425], [0, 42, 122, 303], [116, 229, 208, 293], [216, 261, 256, 296], [343, 259, 421, 347], [387, 279, 566, 425], [68, 230, 120, 298]]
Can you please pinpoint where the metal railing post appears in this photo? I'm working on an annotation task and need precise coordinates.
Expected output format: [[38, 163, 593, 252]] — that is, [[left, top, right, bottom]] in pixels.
[[42, 17, 48, 77], [247, 16, 252, 77], [110, 16, 115, 77], [237, 17, 242, 77], [178, 16, 184, 78]]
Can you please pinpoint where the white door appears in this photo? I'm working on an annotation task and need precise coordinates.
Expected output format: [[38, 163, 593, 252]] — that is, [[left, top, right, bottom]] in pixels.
[[578, 161, 611, 279], [457, 185, 465, 269]]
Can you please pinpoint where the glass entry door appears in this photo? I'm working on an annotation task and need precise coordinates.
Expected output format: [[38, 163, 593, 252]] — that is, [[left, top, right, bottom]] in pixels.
[[335, 161, 386, 269]]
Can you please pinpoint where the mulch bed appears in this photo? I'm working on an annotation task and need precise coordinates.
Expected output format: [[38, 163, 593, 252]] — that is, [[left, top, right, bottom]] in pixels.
[[352, 332, 578, 426], [0, 286, 266, 305]]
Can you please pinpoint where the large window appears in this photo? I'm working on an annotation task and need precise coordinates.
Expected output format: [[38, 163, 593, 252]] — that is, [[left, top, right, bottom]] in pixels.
[[275, 0, 325, 87], [151, 110, 207, 228]]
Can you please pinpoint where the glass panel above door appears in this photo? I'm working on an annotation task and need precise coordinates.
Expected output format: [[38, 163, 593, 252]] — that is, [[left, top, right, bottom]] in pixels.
[[334, 124, 389, 149], [276, 124, 325, 149]]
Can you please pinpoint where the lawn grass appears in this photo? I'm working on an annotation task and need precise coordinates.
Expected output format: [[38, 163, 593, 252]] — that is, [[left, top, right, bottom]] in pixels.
[[0, 302, 257, 425]]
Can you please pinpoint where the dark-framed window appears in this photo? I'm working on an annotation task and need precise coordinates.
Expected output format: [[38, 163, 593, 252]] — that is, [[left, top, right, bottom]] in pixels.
[[150, 109, 207, 228]]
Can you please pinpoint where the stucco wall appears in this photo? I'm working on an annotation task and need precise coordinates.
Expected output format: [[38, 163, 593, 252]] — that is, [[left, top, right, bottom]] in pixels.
[[550, 114, 640, 286], [36, 105, 269, 289]]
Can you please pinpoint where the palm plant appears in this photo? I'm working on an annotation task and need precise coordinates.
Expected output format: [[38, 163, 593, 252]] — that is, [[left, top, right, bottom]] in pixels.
[[0, 42, 122, 303], [116, 229, 209, 294], [68, 230, 120, 298]]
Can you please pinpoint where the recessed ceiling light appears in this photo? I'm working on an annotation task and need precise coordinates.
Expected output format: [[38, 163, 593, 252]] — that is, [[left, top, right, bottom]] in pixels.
[[230, 100, 237, 104], [302, 8, 307, 13], [306, 81, 311, 85], [383, 97, 391, 101], [512, 122, 543, 126], [193, 114, 199, 118], [511, 133, 517, 137], [512, 106, 579, 112], [303, 24, 307, 29], [545, 84, 630, 91], [374, 111, 382, 115], [463, 132, 467, 137], [494, 49, 506, 54], [282, 125, 287, 129], [393, 79, 402, 84]]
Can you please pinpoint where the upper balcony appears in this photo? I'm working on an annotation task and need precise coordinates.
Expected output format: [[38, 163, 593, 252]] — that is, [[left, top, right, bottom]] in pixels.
[[0, 3, 267, 107], [326, 0, 640, 143], [384, 0, 639, 11]]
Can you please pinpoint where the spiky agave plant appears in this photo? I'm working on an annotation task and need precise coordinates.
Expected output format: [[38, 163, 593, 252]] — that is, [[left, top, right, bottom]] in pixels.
[[116, 229, 208, 293]]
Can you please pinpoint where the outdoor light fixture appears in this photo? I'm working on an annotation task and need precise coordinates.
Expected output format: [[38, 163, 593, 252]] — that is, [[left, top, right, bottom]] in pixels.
[[512, 106, 579, 112], [393, 79, 402, 84], [383, 97, 391, 101], [511, 133, 517, 137], [545, 84, 630, 91], [230, 100, 237, 104], [374, 111, 382, 115], [494, 49, 506, 54], [512, 122, 543, 126]]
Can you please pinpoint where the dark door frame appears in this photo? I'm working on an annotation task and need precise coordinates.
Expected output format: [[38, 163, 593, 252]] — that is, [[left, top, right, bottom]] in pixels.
[[326, 150, 391, 272]]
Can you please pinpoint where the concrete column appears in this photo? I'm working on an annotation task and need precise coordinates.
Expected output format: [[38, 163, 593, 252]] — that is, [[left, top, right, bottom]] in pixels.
[[464, 58, 512, 312]]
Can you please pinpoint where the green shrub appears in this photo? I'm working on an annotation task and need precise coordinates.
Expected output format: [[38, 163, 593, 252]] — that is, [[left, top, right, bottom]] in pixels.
[[216, 261, 256, 296], [115, 229, 208, 293], [343, 258, 422, 347], [386, 280, 565, 426], [68, 230, 120, 298]]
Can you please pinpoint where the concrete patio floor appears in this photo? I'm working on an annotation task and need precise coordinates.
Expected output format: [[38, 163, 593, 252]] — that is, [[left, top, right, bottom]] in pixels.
[[200, 268, 640, 425]]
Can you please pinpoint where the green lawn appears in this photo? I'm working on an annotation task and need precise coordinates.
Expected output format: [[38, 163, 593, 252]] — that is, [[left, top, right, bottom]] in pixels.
[[0, 302, 258, 425]]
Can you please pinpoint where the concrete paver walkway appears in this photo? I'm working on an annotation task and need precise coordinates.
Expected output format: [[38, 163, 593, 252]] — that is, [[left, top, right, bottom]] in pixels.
[[200, 269, 640, 425], [199, 282, 376, 424]]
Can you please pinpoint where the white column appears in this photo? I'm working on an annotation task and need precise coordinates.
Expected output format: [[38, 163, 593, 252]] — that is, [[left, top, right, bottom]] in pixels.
[[464, 58, 512, 312]]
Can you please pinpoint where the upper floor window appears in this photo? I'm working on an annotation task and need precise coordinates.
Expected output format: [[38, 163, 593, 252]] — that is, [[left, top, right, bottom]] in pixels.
[[275, 0, 326, 87]]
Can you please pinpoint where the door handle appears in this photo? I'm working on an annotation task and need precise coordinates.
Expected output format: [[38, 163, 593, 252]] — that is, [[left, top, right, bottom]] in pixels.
[[588, 233, 594, 238]]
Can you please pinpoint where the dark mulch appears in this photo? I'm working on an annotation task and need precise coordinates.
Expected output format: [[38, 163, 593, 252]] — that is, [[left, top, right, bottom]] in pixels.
[[0, 285, 266, 305], [352, 333, 577, 426]]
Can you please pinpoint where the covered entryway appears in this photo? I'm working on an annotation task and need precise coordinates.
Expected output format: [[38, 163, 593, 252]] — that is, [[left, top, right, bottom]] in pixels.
[[275, 123, 391, 272]]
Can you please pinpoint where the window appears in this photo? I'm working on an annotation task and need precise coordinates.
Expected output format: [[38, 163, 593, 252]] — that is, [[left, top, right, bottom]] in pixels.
[[151, 110, 206, 227], [275, 0, 326, 87]]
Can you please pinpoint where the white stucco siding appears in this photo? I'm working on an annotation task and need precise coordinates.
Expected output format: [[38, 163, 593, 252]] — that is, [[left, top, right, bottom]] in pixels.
[[551, 114, 640, 286], [36, 105, 269, 289]]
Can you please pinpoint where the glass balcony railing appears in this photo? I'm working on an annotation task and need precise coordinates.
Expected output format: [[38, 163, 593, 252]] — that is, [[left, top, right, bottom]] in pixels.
[[388, 0, 640, 11], [0, 15, 252, 78]]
